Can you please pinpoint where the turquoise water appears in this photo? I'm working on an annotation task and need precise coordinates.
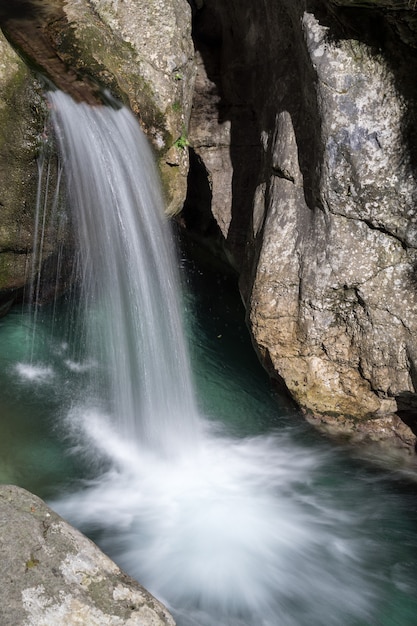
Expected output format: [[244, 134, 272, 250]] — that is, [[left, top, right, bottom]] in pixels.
[[0, 303, 84, 495], [1, 249, 417, 625]]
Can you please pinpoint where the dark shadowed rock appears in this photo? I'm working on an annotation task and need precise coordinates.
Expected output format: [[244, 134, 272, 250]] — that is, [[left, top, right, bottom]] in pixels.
[[0, 30, 66, 312]]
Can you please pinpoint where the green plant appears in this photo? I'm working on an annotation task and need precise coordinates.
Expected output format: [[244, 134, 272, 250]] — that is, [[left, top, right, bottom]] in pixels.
[[174, 132, 189, 150]]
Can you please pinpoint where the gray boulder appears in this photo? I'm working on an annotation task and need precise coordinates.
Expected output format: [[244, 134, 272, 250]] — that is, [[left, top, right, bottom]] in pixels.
[[0, 484, 175, 626]]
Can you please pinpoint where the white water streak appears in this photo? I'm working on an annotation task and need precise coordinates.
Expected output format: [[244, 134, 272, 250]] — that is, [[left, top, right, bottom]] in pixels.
[[49, 90, 199, 453]]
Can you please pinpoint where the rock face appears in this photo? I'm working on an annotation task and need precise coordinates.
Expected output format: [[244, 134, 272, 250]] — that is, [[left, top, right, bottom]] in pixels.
[[0, 484, 176, 626], [0, 0, 195, 311], [186, 0, 417, 447], [0, 0, 195, 215], [0, 31, 60, 314]]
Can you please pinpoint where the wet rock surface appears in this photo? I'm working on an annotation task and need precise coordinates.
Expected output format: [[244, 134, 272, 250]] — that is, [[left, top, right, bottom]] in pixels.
[[0, 30, 64, 312], [0, 0, 196, 309]]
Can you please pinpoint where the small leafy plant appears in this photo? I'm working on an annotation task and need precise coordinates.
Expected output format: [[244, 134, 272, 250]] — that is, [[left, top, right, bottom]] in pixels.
[[174, 132, 189, 150]]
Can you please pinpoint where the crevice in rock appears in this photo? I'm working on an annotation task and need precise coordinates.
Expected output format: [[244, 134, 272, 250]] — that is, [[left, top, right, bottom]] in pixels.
[[181, 147, 215, 236], [357, 356, 374, 389], [0, 246, 30, 254], [188, 0, 325, 271], [330, 208, 411, 250], [362, 218, 409, 249], [396, 391, 417, 440], [271, 165, 295, 183], [179, 146, 234, 266]]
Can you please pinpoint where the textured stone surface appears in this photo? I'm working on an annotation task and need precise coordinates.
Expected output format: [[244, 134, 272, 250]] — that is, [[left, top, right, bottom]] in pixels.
[[0, 484, 175, 626], [61, 0, 195, 214], [0, 0, 196, 307], [0, 0, 195, 215], [186, 0, 417, 447], [0, 30, 66, 313]]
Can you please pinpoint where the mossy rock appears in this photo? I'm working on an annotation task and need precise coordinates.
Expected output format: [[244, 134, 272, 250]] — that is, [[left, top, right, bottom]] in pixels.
[[1, 0, 196, 214], [0, 31, 52, 296]]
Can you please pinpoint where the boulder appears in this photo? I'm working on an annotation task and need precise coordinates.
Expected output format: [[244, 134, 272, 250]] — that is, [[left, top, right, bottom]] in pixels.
[[0, 484, 175, 626]]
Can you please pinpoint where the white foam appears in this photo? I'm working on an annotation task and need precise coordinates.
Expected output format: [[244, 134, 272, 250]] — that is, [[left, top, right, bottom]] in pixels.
[[15, 362, 55, 382], [55, 408, 377, 626], [64, 359, 96, 373]]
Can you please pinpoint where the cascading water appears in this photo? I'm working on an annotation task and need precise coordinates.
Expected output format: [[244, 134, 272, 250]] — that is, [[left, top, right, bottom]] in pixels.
[[49, 90, 199, 454], [26, 142, 66, 359], [33, 90, 417, 626]]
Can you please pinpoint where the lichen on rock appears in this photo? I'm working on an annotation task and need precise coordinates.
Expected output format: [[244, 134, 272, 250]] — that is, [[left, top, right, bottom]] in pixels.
[[0, 484, 176, 626], [186, 0, 417, 449]]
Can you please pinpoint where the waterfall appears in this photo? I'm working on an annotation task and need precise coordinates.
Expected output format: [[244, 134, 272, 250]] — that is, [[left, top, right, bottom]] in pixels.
[[48, 90, 199, 454], [26, 141, 65, 359], [48, 91, 383, 626]]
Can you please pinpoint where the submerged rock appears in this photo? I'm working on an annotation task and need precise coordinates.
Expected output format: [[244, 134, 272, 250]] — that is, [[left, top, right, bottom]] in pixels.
[[0, 484, 176, 626]]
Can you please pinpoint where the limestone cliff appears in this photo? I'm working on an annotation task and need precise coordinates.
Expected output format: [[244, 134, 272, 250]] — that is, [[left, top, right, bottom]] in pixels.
[[185, 0, 417, 448]]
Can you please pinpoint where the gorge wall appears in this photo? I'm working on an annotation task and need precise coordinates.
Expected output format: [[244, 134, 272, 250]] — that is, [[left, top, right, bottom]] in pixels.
[[185, 0, 417, 449], [1, 0, 417, 448]]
